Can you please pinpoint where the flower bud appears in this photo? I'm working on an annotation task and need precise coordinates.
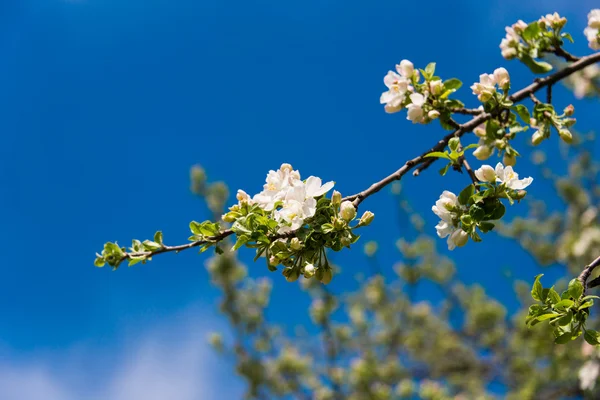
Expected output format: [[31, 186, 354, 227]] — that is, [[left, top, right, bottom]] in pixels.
[[358, 211, 375, 227], [428, 110, 440, 120], [474, 165, 496, 182], [559, 129, 573, 143], [530, 118, 538, 128], [564, 104, 575, 116], [290, 237, 302, 251], [494, 139, 506, 150], [397, 60, 414, 78], [236, 189, 250, 203], [303, 263, 316, 278], [280, 163, 293, 173], [478, 90, 494, 103], [269, 256, 279, 266], [503, 153, 517, 166], [512, 190, 527, 200], [474, 124, 487, 138], [331, 190, 342, 206], [430, 79, 443, 96], [222, 213, 237, 223], [493, 67, 510, 90], [531, 130, 544, 146], [340, 201, 357, 222], [448, 137, 460, 152], [513, 20, 528, 33], [473, 145, 492, 160], [450, 229, 469, 248], [333, 217, 346, 230], [341, 236, 352, 247]]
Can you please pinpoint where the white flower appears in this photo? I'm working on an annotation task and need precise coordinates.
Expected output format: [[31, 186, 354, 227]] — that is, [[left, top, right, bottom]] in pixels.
[[470, 73, 497, 102], [432, 190, 460, 245], [432, 191, 458, 222], [236, 189, 253, 204], [589, 9, 600, 29], [397, 59, 414, 78], [493, 67, 510, 89], [380, 71, 410, 113], [303, 263, 316, 278], [579, 360, 600, 391], [253, 164, 301, 210], [474, 123, 487, 138], [428, 110, 440, 119], [474, 164, 496, 182], [340, 200, 357, 222], [540, 12, 566, 28], [499, 23, 523, 59], [584, 26, 600, 50], [429, 79, 443, 96], [494, 162, 533, 190], [449, 229, 469, 250], [407, 93, 427, 123], [305, 176, 334, 198]]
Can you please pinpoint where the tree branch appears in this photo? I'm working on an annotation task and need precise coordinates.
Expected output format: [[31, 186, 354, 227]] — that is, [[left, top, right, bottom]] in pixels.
[[112, 51, 600, 264], [578, 255, 600, 290]]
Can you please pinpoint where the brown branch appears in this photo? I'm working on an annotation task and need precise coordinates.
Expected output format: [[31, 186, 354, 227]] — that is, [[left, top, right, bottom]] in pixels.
[[450, 107, 483, 115], [460, 156, 478, 185], [551, 46, 580, 62], [112, 51, 600, 264], [579, 255, 600, 290]]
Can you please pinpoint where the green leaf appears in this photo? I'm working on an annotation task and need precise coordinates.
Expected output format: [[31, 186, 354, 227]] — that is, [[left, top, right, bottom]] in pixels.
[[522, 21, 541, 41], [94, 257, 106, 268], [512, 105, 531, 124], [554, 299, 574, 310], [424, 151, 452, 160], [557, 311, 573, 326], [531, 274, 544, 302], [582, 295, 600, 301], [458, 184, 475, 206], [568, 278, 584, 300], [469, 204, 485, 222], [584, 329, 600, 345], [536, 312, 560, 321], [232, 235, 250, 251], [554, 331, 573, 344], [215, 245, 224, 255], [443, 78, 462, 91], [154, 231, 163, 245], [487, 202, 506, 220], [520, 53, 553, 74], [579, 300, 594, 310], [425, 62, 436, 78], [548, 287, 561, 304], [478, 221, 495, 233], [128, 257, 144, 267], [461, 143, 478, 152], [439, 163, 451, 176], [561, 32, 574, 43]]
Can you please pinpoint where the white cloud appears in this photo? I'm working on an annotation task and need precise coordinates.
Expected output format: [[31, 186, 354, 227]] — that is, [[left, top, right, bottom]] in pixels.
[[0, 306, 239, 400]]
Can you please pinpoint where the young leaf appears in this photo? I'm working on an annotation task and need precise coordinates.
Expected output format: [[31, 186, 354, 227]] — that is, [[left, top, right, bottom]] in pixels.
[[443, 78, 462, 91], [531, 274, 544, 302], [568, 278, 584, 300], [584, 329, 600, 345], [458, 184, 475, 205], [512, 104, 531, 124]]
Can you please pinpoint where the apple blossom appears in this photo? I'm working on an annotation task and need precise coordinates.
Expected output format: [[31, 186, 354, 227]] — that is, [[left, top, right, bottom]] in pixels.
[[471, 73, 497, 102], [558, 129, 573, 143], [429, 79, 443, 96], [585, 9, 600, 50], [358, 211, 375, 227], [407, 93, 427, 123], [503, 153, 516, 167], [397, 59, 414, 78], [303, 263, 316, 278], [340, 200, 357, 222], [474, 165, 496, 182], [450, 229, 469, 249], [493, 67, 510, 90], [428, 110, 440, 120], [380, 71, 410, 113], [531, 130, 544, 146], [494, 162, 533, 190], [540, 12, 566, 29]]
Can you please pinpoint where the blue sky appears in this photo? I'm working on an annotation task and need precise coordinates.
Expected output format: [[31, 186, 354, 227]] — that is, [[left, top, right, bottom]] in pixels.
[[0, 0, 598, 398]]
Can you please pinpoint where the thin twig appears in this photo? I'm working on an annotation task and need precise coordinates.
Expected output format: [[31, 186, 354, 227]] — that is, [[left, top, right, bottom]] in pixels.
[[551, 47, 580, 62], [460, 156, 478, 185], [450, 107, 483, 115]]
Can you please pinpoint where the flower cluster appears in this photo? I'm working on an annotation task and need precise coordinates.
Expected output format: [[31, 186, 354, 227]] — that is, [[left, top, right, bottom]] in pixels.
[[232, 163, 334, 234], [529, 102, 576, 146], [432, 163, 532, 250], [584, 9, 600, 50], [470, 67, 510, 102], [567, 64, 600, 99], [499, 14, 572, 75], [381, 60, 464, 125], [221, 163, 374, 283]]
